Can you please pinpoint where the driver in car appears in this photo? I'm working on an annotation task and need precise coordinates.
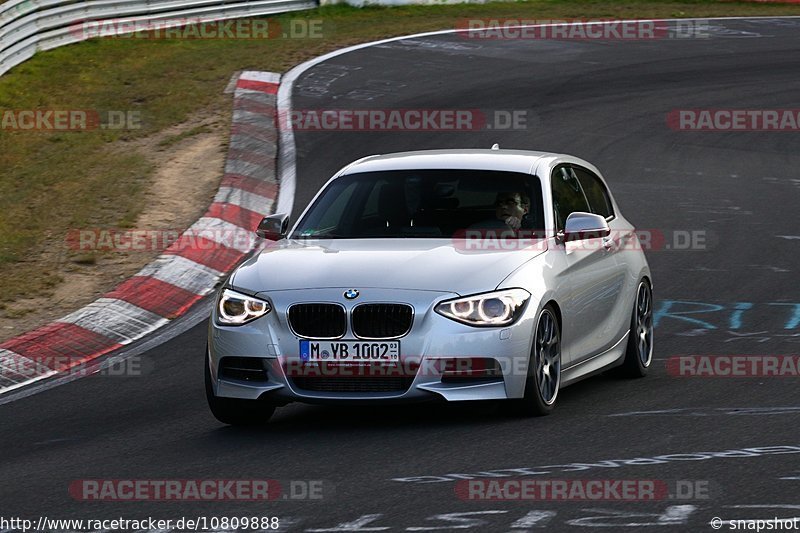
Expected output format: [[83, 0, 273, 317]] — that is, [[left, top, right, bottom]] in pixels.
[[471, 191, 531, 231]]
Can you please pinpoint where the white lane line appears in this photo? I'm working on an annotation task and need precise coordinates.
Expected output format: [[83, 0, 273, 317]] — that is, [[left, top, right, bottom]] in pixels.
[[510, 510, 557, 529], [306, 514, 389, 532], [607, 408, 687, 417]]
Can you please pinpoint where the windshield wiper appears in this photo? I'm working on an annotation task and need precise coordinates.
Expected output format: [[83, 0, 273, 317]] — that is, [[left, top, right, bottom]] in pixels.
[[298, 232, 344, 239]]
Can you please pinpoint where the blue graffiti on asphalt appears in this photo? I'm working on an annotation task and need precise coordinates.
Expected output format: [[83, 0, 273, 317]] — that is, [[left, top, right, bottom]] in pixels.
[[654, 301, 800, 342]]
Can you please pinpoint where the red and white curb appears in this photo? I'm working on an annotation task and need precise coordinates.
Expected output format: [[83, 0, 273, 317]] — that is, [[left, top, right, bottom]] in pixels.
[[0, 71, 282, 394]]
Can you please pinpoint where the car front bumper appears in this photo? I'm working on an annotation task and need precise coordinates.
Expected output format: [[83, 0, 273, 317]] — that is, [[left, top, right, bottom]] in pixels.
[[208, 287, 538, 404]]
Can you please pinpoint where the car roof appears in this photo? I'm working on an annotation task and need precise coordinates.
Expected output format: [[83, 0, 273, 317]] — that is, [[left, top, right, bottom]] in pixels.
[[340, 149, 559, 175]]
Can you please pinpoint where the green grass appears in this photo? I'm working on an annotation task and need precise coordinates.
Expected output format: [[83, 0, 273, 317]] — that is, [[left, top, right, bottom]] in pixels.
[[1, 0, 799, 305]]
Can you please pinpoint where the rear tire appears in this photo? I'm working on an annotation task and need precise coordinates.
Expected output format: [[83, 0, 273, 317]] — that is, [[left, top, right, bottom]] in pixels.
[[205, 350, 275, 425], [619, 280, 654, 378], [514, 306, 561, 417]]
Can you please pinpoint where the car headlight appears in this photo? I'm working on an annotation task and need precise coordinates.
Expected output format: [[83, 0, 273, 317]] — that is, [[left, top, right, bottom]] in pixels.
[[435, 288, 530, 327], [216, 288, 271, 326]]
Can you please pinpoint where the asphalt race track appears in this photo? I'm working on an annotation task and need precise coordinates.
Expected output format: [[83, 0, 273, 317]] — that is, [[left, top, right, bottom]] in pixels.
[[3, 17, 800, 532]]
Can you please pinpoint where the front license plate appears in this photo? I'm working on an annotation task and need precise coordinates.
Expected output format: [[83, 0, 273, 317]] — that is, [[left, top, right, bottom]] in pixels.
[[299, 340, 400, 362]]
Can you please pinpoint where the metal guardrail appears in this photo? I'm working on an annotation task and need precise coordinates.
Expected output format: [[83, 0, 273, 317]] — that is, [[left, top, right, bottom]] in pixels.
[[0, 0, 317, 76]]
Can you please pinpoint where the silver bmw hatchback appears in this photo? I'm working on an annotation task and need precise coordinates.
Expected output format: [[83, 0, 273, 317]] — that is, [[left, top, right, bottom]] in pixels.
[[206, 148, 653, 425]]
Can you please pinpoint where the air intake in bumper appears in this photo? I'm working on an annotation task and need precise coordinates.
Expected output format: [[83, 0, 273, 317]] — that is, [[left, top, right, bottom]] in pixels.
[[218, 357, 269, 382], [440, 357, 503, 384]]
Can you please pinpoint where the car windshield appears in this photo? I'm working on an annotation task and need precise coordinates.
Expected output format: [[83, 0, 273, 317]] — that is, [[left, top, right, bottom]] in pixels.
[[291, 169, 544, 239]]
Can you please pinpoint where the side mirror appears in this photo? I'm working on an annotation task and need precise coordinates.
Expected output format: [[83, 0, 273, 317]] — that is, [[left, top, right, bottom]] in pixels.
[[256, 213, 289, 241], [561, 212, 610, 242]]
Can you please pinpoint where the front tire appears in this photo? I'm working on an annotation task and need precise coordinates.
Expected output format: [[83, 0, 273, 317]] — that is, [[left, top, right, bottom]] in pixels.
[[205, 351, 275, 425], [619, 280, 654, 378], [515, 306, 561, 417]]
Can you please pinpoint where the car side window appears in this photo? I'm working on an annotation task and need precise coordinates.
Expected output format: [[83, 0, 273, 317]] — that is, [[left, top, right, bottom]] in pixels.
[[572, 167, 614, 220], [551, 166, 590, 231]]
